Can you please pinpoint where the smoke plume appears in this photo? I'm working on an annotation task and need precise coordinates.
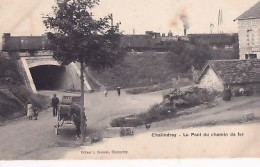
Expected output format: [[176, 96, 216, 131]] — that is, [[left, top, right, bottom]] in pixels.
[[169, 7, 190, 30], [180, 8, 189, 30]]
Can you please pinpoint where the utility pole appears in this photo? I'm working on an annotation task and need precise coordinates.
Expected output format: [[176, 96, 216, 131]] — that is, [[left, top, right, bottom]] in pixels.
[[109, 14, 114, 28], [80, 61, 86, 143], [210, 23, 214, 34], [218, 9, 223, 33]]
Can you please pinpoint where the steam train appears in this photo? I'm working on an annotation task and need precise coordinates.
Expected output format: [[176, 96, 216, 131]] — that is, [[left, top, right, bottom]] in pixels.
[[2, 32, 237, 52], [2, 33, 183, 52]]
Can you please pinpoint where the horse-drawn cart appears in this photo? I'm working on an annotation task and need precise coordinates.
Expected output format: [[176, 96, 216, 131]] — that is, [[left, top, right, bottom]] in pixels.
[[54, 95, 83, 135]]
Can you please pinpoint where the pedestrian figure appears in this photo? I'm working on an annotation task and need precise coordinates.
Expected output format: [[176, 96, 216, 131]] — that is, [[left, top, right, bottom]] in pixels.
[[33, 105, 38, 120], [70, 103, 86, 139], [104, 89, 108, 97], [27, 101, 33, 120], [117, 86, 121, 96], [239, 87, 245, 96], [52, 94, 60, 117], [223, 84, 232, 101]]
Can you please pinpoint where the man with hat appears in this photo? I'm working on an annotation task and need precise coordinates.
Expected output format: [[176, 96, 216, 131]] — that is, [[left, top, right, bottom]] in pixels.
[[52, 94, 60, 117]]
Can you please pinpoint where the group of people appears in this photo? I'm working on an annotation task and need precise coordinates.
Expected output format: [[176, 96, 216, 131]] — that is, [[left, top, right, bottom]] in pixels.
[[104, 86, 121, 97], [27, 87, 122, 138], [27, 93, 60, 121]]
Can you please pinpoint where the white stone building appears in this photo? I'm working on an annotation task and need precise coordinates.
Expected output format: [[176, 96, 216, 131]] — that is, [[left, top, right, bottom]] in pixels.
[[197, 59, 260, 93], [236, 1, 260, 59]]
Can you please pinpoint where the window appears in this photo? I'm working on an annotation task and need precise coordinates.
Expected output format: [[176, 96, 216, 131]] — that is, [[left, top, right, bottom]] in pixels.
[[245, 54, 257, 59], [249, 54, 257, 59]]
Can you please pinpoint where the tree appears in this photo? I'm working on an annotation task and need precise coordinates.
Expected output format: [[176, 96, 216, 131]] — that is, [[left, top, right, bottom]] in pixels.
[[43, 0, 125, 143], [167, 40, 211, 73]]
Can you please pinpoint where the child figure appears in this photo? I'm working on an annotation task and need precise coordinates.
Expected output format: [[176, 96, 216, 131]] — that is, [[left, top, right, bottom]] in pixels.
[[27, 102, 33, 120], [33, 106, 38, 120], [104, 89, 108, 97], [116, 86, 121, 96]]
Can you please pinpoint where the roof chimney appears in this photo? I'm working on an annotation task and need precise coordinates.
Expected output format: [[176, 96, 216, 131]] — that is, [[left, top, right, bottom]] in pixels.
[[2, 33, 11, 51], [168, 30, 173, 37]]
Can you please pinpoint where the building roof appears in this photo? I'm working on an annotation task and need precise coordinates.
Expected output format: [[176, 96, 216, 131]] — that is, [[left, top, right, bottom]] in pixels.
[[197, 59, 260, 84], [236, 1, 260, 20]]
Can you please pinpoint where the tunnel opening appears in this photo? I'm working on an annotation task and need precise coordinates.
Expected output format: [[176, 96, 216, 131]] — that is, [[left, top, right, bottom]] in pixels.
[[30, 65, 66, 90]]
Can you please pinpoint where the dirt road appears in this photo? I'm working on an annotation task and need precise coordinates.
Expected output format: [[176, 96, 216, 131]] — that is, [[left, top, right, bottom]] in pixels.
[[0, 90, 259, 159], [0, 90, 162, 159]]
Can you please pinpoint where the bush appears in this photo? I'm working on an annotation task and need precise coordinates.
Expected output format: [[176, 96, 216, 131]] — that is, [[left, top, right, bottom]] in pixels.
[[149, 104, 175, 116], [184, 93, 202, 106], [110, 87, 220, 127], [120, 128, 134, 136], [244, 88, 253, 96], [0, 57, 23, 84], [110, 116, 143, 127], [110, 103, 177, 127], [223, 88, 232, 101], [183, 87, 220, 105]]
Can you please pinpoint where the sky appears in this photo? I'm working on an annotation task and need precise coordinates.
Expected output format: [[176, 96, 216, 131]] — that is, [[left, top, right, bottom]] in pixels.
[[0, 0, 259, 37]]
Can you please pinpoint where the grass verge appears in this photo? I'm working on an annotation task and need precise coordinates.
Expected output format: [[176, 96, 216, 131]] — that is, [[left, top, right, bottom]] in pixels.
[[90, 51, 192, 90], [0, 84, 50, 121], [111, 87, 221, 127]]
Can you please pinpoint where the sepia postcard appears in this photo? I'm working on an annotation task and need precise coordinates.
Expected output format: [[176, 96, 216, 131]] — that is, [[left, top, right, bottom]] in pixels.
[[0, 0, 260, 161]]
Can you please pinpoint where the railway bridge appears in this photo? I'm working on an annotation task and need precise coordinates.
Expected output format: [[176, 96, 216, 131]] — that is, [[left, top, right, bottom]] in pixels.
[[2, 33, 91, 93]]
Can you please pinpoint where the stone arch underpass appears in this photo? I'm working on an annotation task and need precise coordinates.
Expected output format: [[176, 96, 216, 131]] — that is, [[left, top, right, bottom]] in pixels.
[[18, 55, 91, 93], [30, 65, 66, 90]]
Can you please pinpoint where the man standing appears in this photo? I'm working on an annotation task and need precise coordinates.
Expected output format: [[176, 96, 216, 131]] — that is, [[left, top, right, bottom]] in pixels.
[[52, 94, 59, 117], [117, 86, 121, 96], [71, 103, 86, 139], [223, 84, 232, 101]]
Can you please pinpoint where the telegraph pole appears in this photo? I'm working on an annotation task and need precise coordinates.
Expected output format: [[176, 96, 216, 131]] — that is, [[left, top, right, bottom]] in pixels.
[[109, 14, 114, 28]]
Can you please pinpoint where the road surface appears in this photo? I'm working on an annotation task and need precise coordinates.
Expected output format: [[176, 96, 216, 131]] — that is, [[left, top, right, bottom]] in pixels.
[[0, 90, 162, 159], [0, 90, 259, 159]]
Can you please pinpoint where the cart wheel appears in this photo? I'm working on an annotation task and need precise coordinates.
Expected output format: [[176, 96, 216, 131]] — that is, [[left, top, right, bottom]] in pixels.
[[55, 114, 60, 135]]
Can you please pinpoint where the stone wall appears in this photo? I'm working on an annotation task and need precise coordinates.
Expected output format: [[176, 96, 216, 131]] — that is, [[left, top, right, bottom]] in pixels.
[[238, 18, 260, 59], [198, 67, 224, 91], [16, 58, 37, 93]]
